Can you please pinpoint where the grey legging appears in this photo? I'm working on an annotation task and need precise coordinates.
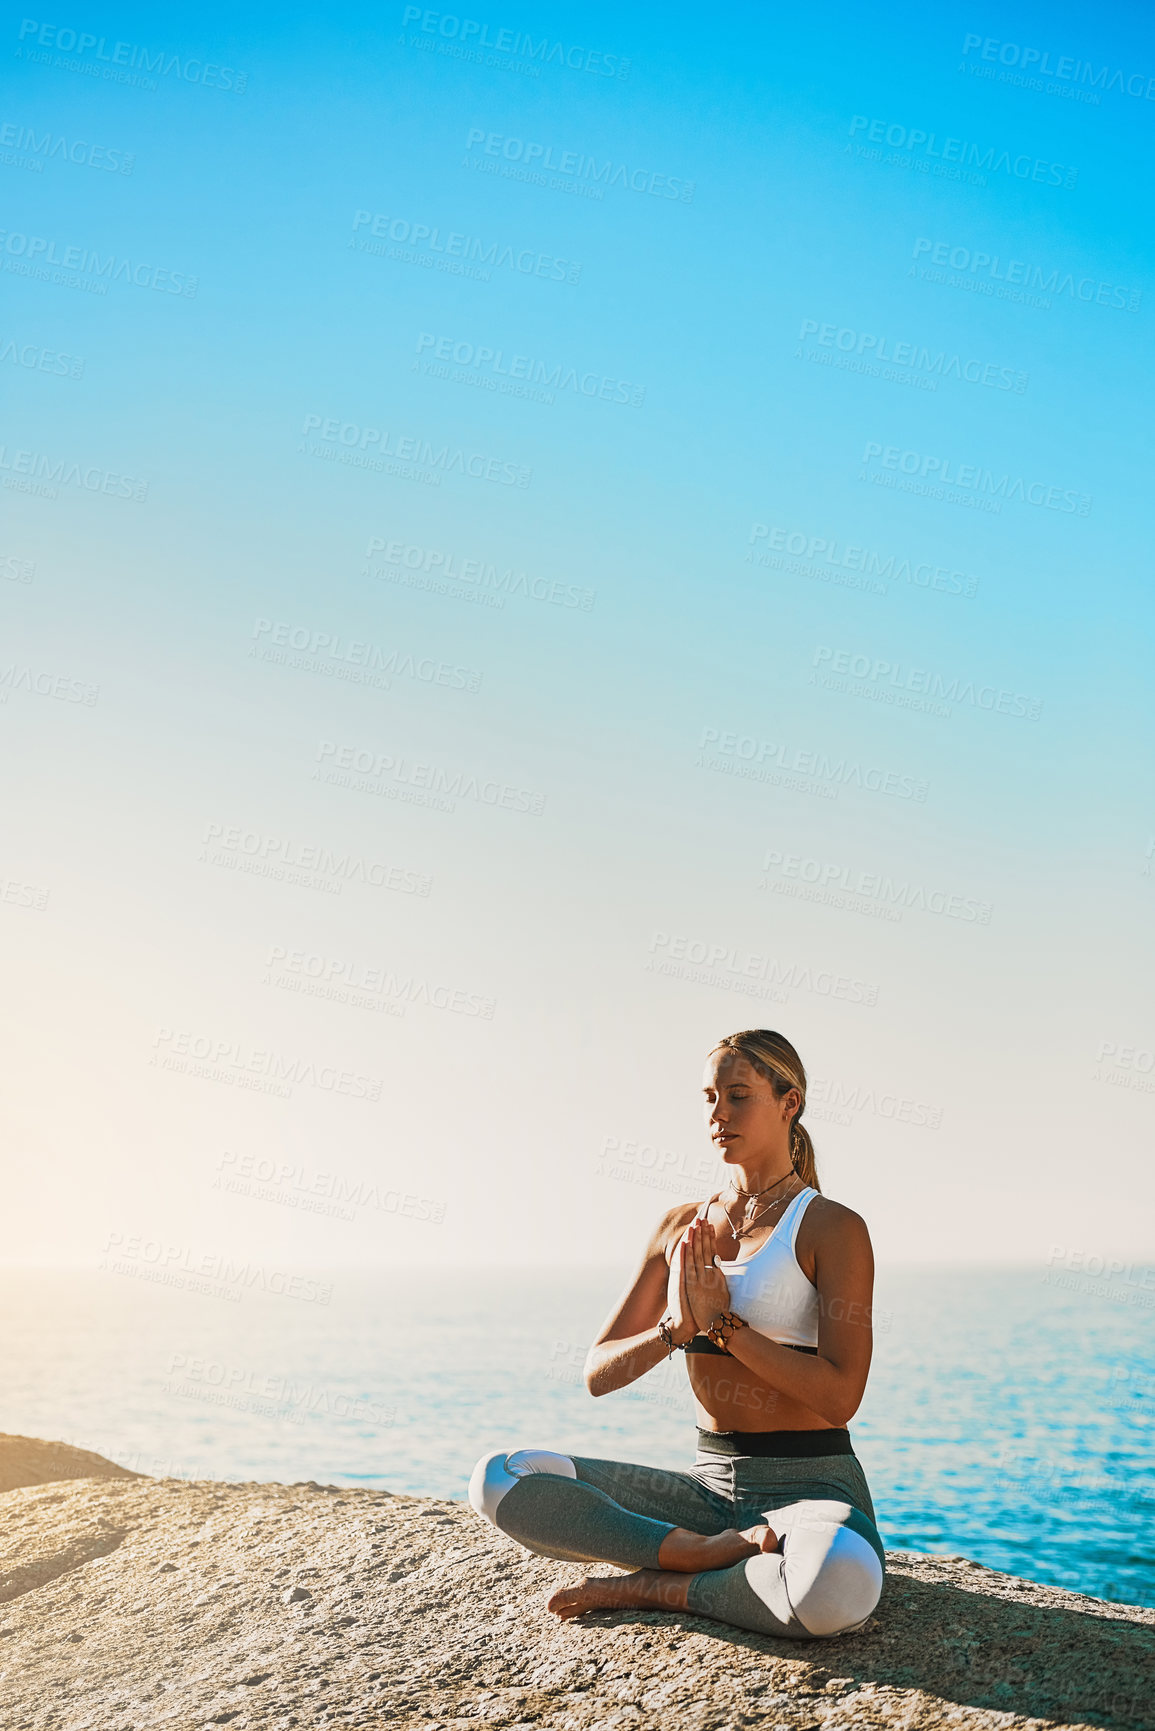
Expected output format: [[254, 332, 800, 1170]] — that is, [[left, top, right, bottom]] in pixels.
[[469, 1439, 885, 1639]]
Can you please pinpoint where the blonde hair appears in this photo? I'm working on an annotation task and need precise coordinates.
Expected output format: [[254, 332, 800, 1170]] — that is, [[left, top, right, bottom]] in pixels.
[[709, 1029, 820, 1192]]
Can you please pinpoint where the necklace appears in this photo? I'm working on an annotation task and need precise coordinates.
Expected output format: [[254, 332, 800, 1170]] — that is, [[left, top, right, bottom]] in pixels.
[[719, 1170, 800, 1242], [725, 1170, 797, 1202]]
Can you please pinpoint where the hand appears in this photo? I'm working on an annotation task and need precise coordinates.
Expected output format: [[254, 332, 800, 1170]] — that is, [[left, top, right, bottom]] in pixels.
[[683, 1218, 732, 1332], [664, 1232, 697, 1346]]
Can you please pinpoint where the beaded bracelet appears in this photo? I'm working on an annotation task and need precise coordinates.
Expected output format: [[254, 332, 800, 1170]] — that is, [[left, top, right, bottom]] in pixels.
[[705, 1310, 747, 1349], [657, 1315, 688, 1358]]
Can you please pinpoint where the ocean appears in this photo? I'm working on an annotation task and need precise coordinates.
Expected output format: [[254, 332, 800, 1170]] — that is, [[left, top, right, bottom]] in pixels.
[[4, 1264, 1152, 1610]]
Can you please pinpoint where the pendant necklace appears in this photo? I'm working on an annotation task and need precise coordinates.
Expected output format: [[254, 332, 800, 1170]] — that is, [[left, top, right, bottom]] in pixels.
[[720, 1169, 799, 1243]]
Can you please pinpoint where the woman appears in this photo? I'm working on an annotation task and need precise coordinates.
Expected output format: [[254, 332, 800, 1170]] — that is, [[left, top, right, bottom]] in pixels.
[[469, 1029, 885, 1639]]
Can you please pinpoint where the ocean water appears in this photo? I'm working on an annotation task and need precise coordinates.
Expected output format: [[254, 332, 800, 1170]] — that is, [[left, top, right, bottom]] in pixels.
[[4, 1265, 1153, 1611]]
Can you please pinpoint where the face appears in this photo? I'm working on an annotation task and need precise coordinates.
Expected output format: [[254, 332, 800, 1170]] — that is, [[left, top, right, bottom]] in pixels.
[[701, 1049, 801, 1170]]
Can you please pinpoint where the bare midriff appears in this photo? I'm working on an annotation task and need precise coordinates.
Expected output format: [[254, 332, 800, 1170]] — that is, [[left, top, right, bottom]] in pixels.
[[685, 1352, 838, 1433], [677, 1203, 836, 1433]]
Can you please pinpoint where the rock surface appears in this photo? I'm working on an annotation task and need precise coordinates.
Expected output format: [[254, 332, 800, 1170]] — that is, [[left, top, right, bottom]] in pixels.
[[0, 1437, 1150, 1731], [0, 1431, 140, 1495]]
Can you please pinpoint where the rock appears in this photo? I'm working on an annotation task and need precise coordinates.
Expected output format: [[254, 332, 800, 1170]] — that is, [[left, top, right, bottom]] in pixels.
[[0, 1437, 1150, 1729], [0, 1432, 139, 1494]]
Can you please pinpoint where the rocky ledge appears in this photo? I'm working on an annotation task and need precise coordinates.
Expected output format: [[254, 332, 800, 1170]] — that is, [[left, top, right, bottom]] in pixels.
[[0, 1436, 1149, 1731]]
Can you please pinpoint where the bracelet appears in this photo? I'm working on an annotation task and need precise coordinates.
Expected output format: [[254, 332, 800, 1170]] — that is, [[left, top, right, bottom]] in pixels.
[[657, 1316, 688, 1358], [705, 1310, 747, 1349]]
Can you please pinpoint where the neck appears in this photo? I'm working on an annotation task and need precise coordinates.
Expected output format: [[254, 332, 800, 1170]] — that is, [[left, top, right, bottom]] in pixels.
[[726, 1159, 796, 1196]]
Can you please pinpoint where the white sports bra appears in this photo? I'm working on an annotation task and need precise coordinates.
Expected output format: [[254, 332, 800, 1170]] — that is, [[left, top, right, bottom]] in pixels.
[[696, 1186, 820, 1348]]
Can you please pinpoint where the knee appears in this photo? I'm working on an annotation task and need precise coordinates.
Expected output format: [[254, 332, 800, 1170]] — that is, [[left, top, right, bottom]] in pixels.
[[468, 1447, 577, 1527], [781, 1517, 884, 1637], [468, 1450, 511, 1526]]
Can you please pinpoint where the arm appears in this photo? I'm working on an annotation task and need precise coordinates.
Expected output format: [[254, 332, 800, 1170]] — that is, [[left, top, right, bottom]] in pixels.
[[583, 1204, 699, 1396], [685, 1208, 875, 1427]]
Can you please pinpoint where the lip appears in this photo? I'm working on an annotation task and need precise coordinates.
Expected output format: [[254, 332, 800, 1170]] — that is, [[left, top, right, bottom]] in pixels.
[[713, 1133, 739, 1143]]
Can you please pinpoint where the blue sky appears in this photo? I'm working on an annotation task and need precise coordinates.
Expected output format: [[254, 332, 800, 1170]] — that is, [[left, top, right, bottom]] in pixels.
[[2, 0, 1153, 1269]]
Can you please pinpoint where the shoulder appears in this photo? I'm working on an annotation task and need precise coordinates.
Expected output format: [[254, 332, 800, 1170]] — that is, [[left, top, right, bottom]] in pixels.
[[800, 1193, 872, 1251], [796, 1193, 873, 1289]]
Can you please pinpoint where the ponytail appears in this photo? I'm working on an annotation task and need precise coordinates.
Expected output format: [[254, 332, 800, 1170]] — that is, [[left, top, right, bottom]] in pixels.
[[789, 1118, 819, 1192], [710, 1029, 821, 1194]]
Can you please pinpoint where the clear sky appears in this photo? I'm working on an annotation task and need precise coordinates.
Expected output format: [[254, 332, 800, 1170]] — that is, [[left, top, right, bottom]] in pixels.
[[2, 0, 1153, 1272]]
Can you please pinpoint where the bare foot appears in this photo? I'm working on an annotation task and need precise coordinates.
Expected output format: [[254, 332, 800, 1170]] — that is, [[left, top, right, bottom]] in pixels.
[[742, 1521, 781, 1554], [547, 1568, 689, 1620], [656, 1523, 779, 1572], [546, 1530, 784, 1623]]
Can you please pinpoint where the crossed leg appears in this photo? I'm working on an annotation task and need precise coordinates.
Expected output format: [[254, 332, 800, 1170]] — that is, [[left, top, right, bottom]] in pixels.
[[469, 1448, 884, 1639], [470, 1447, 777, 1572]]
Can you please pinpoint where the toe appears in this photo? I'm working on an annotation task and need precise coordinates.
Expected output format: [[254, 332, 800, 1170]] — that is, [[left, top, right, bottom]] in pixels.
[[547, 1581, 596, 1620]]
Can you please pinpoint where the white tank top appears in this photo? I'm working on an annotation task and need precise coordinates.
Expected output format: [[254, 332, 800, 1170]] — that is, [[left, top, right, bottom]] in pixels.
[[699, 1186, 820, 1348]]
